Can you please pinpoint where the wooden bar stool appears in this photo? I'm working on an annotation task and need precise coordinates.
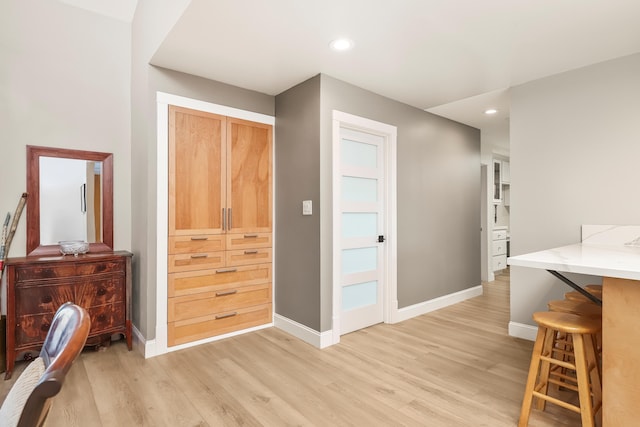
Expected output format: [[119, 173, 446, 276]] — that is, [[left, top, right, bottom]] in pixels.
[[519, 312, 602, 427], [547, 299, 602, 319], [585, 284, 602, 292]]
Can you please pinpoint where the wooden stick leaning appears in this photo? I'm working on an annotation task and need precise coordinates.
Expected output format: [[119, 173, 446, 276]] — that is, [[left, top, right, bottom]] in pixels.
[[0, 193, 28, 277]]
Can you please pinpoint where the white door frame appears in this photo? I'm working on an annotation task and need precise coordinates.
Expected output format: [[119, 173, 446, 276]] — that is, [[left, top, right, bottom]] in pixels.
[[331, 110, 398, 345]]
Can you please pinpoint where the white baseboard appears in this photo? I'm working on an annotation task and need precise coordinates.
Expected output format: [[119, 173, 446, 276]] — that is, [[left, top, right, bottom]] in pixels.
[[132, 324, 157, 358], [274, 314, 333, 349], [508, 321, 538, 341], [394, 285, 483, 323]]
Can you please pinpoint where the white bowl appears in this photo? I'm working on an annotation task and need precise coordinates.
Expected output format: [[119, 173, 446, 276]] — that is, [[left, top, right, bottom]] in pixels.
[[59, 240, 89, 256]]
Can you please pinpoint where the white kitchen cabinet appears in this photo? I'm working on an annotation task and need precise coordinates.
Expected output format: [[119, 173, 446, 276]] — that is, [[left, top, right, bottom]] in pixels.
[[492, 159, 502, 203], [501, 161, 510, 184], [492, 228, 508, 271]]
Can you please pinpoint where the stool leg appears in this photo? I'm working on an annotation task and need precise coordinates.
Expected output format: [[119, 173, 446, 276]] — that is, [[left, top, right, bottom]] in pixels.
[[535, 327, 556, 411], [572, 334, 595, 427], [585, 334, 602, 426], [519, 326, 547, 427]]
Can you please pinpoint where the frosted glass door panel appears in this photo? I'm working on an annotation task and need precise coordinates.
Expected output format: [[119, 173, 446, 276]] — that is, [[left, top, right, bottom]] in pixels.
[[342, 281, 378, 311], [341, 139, 377, 168], [342, 213, 377, 238], [342, 177, 377, 203], [342, 247, 377, 275]]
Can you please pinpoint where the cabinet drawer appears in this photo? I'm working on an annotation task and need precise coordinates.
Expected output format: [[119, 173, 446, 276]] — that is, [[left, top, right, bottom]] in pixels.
[[168, 303, 272, 347], [16, 264, 76, 281], [76, 276, 125, 307], [169, 235, 225, 254], [492, 230, 507, 240], [168, 252, 225, 273], [168, 264, 272, 297], [15, 284, 74, 316], [86, 303, 126, 335], [492, 240, 507, 256], [168, 283, 271, 322], [226, 248, 272, 267], [226, 233, 272, 250], [492, 255, 507, 271]]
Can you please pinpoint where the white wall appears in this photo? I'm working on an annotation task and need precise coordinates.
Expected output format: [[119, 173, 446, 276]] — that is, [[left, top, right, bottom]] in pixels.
[[510, 53, 640, 333], [0, 0, 131, 258]]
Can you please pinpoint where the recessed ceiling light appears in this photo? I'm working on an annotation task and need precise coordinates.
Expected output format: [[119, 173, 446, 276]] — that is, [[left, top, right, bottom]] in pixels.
[[330, 38, 354, 51], [484, 109, 498, 115]]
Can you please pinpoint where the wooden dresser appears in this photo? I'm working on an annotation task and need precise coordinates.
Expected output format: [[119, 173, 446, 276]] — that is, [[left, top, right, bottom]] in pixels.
[[4, 251, 132, 379]]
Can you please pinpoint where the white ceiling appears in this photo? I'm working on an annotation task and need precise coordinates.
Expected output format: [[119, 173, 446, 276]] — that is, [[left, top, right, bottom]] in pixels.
[[62, 0, 640, 147]]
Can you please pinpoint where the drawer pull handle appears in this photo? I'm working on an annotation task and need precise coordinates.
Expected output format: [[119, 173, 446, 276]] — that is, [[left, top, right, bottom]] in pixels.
[[216, 289, 238, 297], [244, 250, 258, 255], [190, 236, 208, 241], [97, 314, 106, 322], [244, 234, 258, 238], [42, 295, 53, 304], [190, 254, 208, 259], [97, 288, 107, 296], [41, 323, 50, 332], [216, 268, 238, 274], [215, 312, 237, 320]]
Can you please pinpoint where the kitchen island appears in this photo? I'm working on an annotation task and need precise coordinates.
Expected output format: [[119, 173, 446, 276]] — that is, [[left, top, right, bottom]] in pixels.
[[508, 226, 640, 426]]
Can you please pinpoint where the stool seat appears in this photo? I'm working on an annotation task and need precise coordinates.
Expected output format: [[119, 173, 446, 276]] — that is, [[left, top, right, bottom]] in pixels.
[[547, 300, 602, 318], [585, 284, 602, 292], [565, 290, 601, 303], [533, 311, 601, 334]]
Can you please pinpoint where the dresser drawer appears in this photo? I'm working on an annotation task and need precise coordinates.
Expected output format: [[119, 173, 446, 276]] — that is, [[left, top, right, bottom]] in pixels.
[[226, 233, 272, 250], [15, 313, 55, 347], [168, 283, 271, 322], [168, 303, 272, 346], [168, 252, 225, 273], [76, 259, 125, 276], [15, 283, 74, 316], [75, 276, 125, 307], [86, 303, 126, 335], [169, 235, 225, 254], [168, 264, 272, 297], [226, 248, 272, 267], [15, 264, 76, 281]]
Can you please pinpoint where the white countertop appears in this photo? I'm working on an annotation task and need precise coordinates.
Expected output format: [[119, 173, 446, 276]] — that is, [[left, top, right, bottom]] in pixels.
[[508, 243, 640, 281]]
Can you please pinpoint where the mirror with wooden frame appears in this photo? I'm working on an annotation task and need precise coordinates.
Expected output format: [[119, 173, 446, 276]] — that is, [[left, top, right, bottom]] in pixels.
[[27, 145, 113, 256]]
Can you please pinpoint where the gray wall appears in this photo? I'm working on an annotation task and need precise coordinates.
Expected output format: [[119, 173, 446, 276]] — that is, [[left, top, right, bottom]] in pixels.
[[274, 76, 322, 330], [0, 1, 131, 259], [320, 76, 481, 330], [510, 53, 640, 327], [132, 0, 275, 338], [275, 74, 480, 332]]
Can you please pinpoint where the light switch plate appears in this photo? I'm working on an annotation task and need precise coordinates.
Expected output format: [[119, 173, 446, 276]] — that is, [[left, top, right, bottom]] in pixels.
[[302, 200, 312, 215]]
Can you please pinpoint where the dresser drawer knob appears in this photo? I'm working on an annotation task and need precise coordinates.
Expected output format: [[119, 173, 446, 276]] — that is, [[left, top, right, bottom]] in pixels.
[[215, 312, 237, 320], [96, 314, 107, 322], [97, 288, 107, 296], [215, 290, 238, 297], [42, 295, 53, 304], [41, 323, 50, 332]]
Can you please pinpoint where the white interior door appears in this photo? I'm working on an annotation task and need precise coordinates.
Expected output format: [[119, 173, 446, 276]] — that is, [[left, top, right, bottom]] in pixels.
[[338, 127, 385, 335]]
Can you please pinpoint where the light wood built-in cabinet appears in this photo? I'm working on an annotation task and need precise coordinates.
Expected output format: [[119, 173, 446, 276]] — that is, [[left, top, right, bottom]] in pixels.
[[167, 105, 273, 347]]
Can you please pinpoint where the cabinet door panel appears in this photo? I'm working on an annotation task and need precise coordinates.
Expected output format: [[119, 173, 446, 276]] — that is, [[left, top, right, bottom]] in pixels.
[[227, 118, 272, 233], [169, 105, 226, 236]]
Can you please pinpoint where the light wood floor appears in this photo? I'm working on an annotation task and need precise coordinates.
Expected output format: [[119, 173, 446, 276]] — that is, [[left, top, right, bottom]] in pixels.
[[2, 270, 582, 426]]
